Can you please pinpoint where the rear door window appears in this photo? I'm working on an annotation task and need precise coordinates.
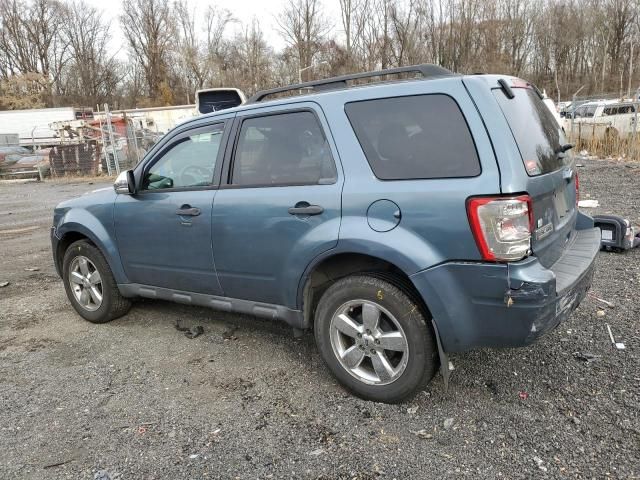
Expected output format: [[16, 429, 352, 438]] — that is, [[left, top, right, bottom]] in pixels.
[[344, 94, 480, 180], [231, 111, 337, 186], [493, 87, 567, 176]]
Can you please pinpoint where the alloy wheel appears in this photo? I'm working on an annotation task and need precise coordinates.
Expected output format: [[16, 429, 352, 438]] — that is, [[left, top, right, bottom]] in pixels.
[[329, 299, 409, 385], [68, 255, 103, 312]]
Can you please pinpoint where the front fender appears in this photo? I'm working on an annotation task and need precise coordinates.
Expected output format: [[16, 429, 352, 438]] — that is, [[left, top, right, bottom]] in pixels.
[[55, 209, 128, 284]]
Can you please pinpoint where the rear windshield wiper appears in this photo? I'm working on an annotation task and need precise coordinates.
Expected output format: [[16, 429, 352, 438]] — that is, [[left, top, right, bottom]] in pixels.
[[555, 143, 574, 155]]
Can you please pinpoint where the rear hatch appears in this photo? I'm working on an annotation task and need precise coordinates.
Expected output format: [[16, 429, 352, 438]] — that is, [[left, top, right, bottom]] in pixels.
[[492, 82, 578, 268]]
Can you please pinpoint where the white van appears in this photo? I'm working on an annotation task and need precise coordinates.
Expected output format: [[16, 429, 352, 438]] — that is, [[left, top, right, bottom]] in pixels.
[[566, 100, 638, 140]]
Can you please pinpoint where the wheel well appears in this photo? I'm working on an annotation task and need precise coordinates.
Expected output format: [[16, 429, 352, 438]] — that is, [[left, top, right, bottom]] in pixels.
[[56, 232, 92, 273], [302, 253, 429, 327]]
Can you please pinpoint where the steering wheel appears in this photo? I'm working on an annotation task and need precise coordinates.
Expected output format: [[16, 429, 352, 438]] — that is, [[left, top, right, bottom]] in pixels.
[[180, 165, 211, 186]]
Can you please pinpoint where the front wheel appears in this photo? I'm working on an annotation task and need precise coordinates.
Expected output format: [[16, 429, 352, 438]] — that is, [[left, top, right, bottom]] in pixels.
[[62, 240, 131, 323], [314, 275, 437, 403]]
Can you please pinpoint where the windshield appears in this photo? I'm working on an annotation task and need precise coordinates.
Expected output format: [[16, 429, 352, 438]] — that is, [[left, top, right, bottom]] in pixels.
[[493, 87, 568, 176]]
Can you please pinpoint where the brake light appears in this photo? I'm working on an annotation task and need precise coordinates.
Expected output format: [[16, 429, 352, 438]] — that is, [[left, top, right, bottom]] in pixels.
[[575, 172, 579, 205], [467, 195, 533, 261]]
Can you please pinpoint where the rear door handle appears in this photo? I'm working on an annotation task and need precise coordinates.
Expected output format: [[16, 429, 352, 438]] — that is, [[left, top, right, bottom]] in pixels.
[[176, 205, 201, 216], [288, 203, 324, 216]]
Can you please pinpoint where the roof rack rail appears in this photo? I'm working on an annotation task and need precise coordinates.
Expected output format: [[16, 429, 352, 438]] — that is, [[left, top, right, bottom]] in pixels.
[[248, 64, 453, 103]]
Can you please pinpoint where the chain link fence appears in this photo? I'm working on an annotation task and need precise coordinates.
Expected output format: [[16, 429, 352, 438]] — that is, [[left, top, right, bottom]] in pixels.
[[43, 104, 193, 178]]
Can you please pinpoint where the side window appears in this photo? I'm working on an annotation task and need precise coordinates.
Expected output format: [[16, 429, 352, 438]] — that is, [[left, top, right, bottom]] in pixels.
[[142, 124, 224, 190], [574, 106, 586, 117], [585, 106, 597, 117], [345, 94, 480, 180], [231, 111, 337, 186]]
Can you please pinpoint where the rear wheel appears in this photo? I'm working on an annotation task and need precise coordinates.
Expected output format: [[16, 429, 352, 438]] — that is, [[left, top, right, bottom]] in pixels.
[[62, 240, 131, 323], [314, 275, 437, 403]]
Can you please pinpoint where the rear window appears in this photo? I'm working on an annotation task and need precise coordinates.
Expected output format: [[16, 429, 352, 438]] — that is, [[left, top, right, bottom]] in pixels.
[[604, 104, 636, 115], [493, 87, 567, 176], [344, 94, 481, 180]]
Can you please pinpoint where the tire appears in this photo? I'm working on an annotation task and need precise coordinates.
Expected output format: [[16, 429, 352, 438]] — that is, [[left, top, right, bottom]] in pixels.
[[62, 240, 131, 323], [314, 274, 437, 403]]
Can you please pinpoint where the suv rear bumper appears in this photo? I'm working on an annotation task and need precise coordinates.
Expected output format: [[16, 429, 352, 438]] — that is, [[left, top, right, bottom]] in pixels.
[[410, 227, 600, 353]]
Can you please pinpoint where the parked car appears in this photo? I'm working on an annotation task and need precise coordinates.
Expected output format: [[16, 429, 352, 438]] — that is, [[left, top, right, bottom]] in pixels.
[[0, 146, 49, 176], [0, 146, 30, 167], [566, 99, 638, 141], [560, 99, 590, 118], [541, 95, 562, 126], [51, 65, 600, 403]]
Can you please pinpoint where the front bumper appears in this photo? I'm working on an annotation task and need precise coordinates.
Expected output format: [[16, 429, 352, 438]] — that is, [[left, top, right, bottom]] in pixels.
[[410, 227, 601, 353]]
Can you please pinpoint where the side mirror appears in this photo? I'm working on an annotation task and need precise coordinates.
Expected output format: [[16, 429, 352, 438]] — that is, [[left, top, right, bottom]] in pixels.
[[114, 170, 135, 194]]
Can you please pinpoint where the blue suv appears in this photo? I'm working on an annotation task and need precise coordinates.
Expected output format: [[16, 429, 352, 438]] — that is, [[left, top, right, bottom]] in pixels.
[[51, 65, 600, 403]]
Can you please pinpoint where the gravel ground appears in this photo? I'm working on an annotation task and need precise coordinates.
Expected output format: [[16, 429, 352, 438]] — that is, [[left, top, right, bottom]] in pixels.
[[0, 160, 639, 479]]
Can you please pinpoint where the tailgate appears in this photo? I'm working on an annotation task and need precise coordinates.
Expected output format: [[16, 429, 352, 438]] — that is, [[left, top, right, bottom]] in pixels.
[[527, 165, 578, 267], [492, 83, 578, 267]]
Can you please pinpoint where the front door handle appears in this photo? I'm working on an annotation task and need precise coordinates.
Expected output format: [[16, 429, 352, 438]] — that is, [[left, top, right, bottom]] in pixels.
[[176, 205, 201, 216], [288, 202, 324, 216]]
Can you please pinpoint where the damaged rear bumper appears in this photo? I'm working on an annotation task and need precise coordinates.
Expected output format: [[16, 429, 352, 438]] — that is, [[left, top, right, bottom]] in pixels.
[[410, 227, 601, 353]]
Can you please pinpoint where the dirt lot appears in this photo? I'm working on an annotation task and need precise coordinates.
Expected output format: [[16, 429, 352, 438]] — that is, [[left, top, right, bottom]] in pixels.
[[1, 160, 639, 479]]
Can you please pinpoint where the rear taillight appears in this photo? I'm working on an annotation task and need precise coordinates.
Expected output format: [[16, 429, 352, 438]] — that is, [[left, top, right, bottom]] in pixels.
[[467, 195, 533, 262], [575, 173, 579, 205]]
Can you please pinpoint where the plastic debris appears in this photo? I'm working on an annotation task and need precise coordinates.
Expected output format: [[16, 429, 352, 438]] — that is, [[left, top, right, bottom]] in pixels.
[[578, 199, 599, 208], [0, 281, 8, 287], [412, 429, 433, 439], [43, 459, 72, 469], [222, 324, 238, 340], [24, 267, 39, 272], [443, 417, 455, 430], [593, 215, 639, 251], [596, 310, 606, 317], [175, 320, 204, 339], [590, 295, 614, 308], [518, 391, 529, 400], [308, 448, 325, 456], [533, 456, 548, 472], [573, 352, 601, 363], [93, 470, 116, 480], [606, 324, 625, 350], [406, 406, 418, 414]]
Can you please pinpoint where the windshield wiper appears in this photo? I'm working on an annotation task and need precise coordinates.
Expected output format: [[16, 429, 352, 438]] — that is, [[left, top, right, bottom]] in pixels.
[[555, 143, 574, 154]]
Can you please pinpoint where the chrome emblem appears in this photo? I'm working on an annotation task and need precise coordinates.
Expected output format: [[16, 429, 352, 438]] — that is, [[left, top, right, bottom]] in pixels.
[[535, 222, 553, 240]]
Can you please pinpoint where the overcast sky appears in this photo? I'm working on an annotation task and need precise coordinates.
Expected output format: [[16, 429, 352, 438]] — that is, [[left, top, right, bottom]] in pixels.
[[83, 0, 342, 58]]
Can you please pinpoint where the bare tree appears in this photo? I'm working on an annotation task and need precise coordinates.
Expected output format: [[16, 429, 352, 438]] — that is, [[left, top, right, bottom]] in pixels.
[[0, 0, 67, 104], [203, 5, 234, 85], [276, 0, 331, 79], [229, 18, 274, 93], [59, 1, 120, 106], [120, 0, 174, 102]]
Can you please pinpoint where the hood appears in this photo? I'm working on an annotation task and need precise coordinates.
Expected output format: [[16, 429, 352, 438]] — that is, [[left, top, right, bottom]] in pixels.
[[54, 183, 117, 213]]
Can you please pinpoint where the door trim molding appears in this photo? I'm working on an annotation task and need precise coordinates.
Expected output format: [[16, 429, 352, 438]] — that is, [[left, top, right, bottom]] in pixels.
[[117, 283, 306, 329]]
